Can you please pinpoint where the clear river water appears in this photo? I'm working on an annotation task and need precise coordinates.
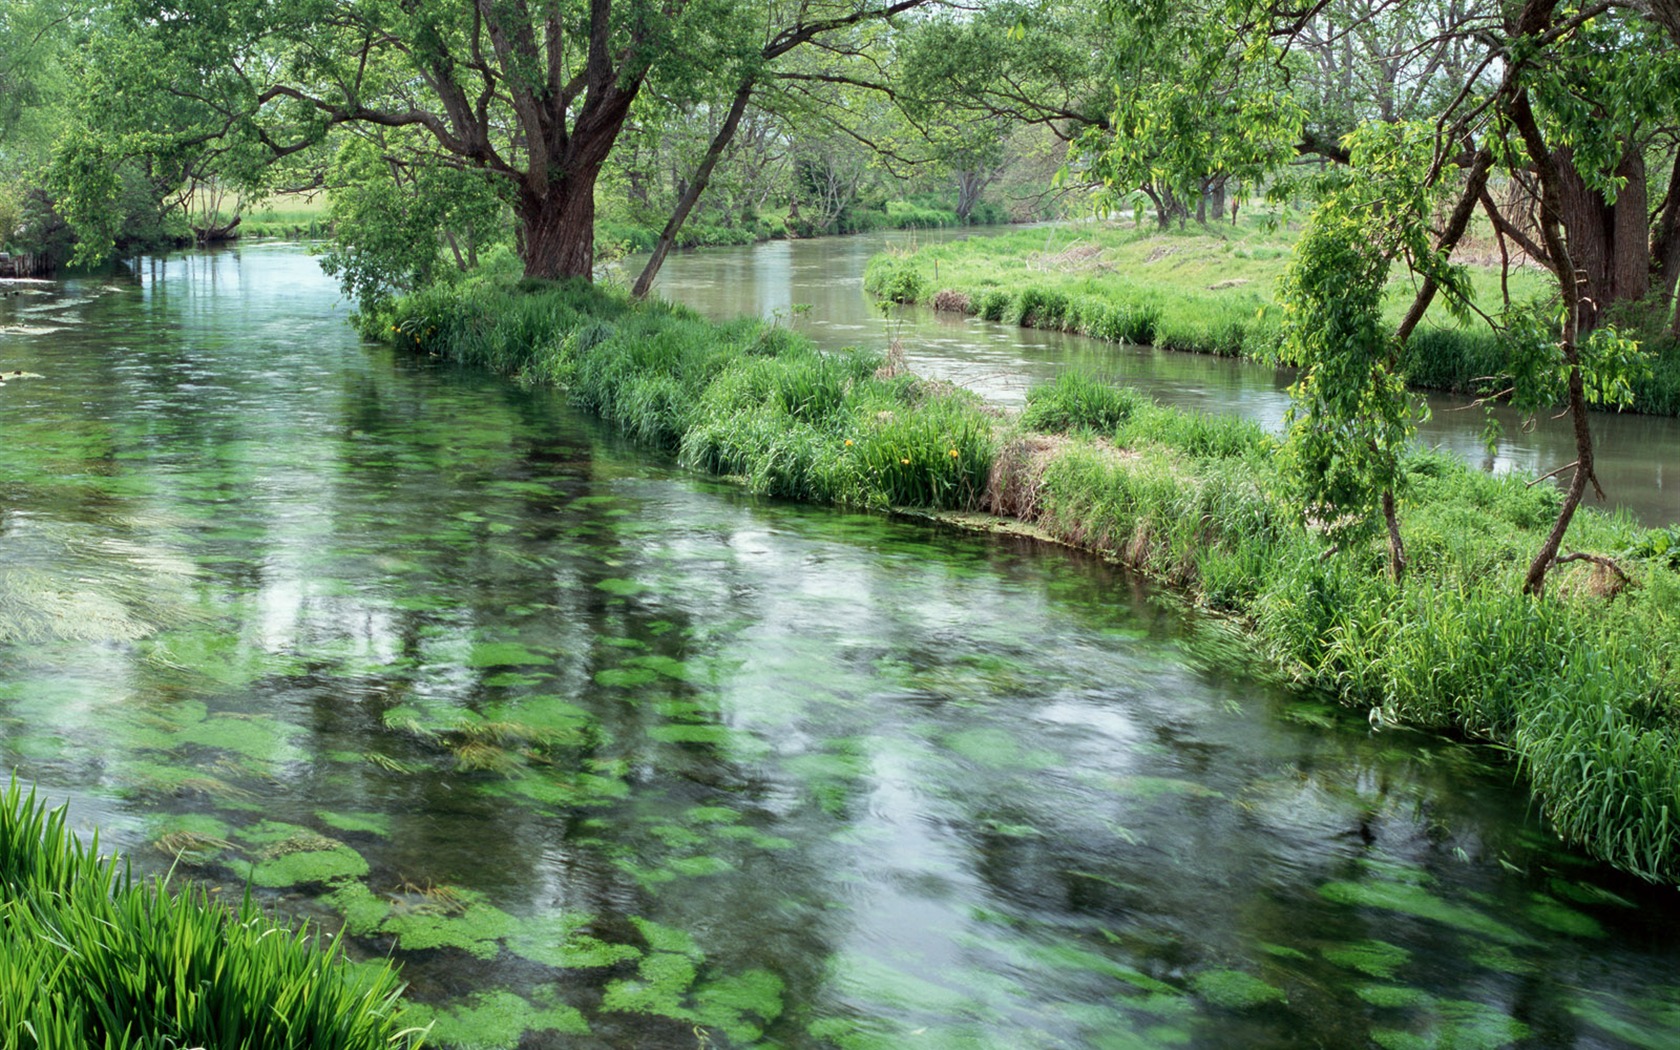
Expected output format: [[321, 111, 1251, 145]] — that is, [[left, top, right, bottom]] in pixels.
[[2, 243, 1679, 1049]]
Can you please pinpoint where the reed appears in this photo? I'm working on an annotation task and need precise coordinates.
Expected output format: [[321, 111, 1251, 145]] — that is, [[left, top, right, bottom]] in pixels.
[[0, 781, 418, 1048]]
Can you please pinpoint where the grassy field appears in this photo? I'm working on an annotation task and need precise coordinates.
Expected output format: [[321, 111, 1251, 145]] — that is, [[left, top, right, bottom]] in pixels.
[[864, 220, 1680, 415], [240, 193, 331, 239], [372, 272, 1680, 885]]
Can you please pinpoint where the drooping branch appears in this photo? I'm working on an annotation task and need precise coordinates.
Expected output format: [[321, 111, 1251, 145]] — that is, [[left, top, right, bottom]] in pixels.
[[1394, 146, 1493, 344]]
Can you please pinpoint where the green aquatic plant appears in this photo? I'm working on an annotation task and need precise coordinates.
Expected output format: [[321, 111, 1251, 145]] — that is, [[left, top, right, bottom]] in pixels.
[[0, 781, 415, 1048], [1319, 878, 1533, 945], [401, 988, 589, 1049], [232, 832, 371, 889], [1322, 939, 1411, 980], [1189, 968, 1286, 1009]]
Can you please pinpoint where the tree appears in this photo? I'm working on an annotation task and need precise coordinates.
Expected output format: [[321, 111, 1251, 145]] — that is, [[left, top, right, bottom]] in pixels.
[[1110, 0, 1680, 594], [69, 0, 935, 288], [1276, 123, 1459, 580]]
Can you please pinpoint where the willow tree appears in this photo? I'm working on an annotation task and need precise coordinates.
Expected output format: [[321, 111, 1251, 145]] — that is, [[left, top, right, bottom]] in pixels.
[[64, 0, 934, 282]]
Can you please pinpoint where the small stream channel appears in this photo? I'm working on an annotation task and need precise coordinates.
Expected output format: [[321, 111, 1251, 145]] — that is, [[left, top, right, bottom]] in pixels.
[[626, 227, 1679, 526], [2, 245, 1679, 1048]]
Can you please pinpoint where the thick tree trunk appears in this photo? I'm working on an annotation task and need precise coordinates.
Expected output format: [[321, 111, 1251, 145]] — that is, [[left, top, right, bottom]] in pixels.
[[955, 170, 986, 222], [1553, 145, 1649, 332], [1650, 151, 1680, 335], [518, 175, 599, 281]]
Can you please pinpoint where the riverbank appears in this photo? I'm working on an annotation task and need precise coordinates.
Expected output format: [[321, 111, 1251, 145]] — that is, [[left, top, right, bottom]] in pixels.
[[375, 272, 1680, 886], [863, 223, 1680, 416], [0, 782, 415, 1046]]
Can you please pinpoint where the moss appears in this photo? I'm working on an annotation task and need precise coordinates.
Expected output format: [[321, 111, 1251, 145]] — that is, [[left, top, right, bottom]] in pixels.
[[595, 667, 659, 687], [505, 913, 642, 969], [1357, 984, 1434, 1009], [382, 897, 519, 958], [1025, 942, 1177, 995], [1189, 969, 1286, 1009], [601, 951, 699, 1018], [235, 841, 370, 889], [466, 641, 548, 667], [943, 726, 1057, 770], [315, 809, 393, 837], [692, 968, 786, 1043], [323, 882, 393, 936], [648, 723, 734, 746], [1524, 894, 1606, 938]]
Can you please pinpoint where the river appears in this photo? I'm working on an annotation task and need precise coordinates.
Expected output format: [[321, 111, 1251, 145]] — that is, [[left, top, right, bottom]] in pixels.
[[2, 244, 1679, 1048], [627, 227, 1679, 526]]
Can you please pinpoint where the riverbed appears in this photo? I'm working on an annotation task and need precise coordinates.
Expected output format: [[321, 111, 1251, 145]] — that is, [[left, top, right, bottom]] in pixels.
[[2, 245, 1678, 1048]]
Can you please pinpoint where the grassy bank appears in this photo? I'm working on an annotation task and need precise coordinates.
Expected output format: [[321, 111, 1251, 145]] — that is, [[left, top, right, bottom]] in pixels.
[[373, 274, 1680, 884], [0, 781, 416, 1047], [864, 223, 1680, 416], [599, 197, 1008, 254]]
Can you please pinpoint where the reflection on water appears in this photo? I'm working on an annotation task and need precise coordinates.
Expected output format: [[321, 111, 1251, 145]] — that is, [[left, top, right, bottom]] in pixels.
[[3, 245, 1680, 1048], [630, 228, 1680, 526]]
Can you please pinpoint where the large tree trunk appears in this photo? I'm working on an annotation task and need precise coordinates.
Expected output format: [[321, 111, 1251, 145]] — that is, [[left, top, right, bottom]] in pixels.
[[518, 173, 600, 281], [1650, 151, 1680, 335], [1553, 145, 1649, 331]]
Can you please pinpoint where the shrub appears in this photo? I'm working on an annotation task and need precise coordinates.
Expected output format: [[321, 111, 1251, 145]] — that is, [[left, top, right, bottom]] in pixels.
[[1021, 372, 1144, 433]]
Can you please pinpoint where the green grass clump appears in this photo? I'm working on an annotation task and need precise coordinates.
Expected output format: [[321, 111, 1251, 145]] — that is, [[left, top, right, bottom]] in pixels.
[[1021, 371, 1145, 433], [0, 781, 416, 1049]]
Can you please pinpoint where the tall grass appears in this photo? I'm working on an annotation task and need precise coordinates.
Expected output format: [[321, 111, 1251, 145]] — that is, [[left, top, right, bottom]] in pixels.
[[375, 274, 996, 513], [0, 781, 418, 1048], [378, 275, 1680, 885]]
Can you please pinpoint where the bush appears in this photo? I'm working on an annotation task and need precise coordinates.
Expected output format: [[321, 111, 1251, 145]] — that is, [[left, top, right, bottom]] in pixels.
[[862, 253, 929, 304]]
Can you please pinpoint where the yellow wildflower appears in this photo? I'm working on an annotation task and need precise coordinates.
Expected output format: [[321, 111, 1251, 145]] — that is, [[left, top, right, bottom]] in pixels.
[[844, 439, 854, 446], [948, 448, 959, 458]]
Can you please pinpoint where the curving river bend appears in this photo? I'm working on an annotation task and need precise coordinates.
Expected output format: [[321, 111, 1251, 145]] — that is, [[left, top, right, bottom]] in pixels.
[[629, 227, 1679, 526], [1, 244, 1678, 1048]]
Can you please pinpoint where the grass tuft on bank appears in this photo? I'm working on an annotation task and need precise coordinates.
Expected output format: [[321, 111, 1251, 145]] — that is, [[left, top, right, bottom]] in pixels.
[[0, 780, 418, 1049], [864, 223, 1680, 416], [373, 275, 1680, 884]]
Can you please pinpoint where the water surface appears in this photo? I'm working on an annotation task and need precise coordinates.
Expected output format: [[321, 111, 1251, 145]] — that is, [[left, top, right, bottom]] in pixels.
[[3, 247, 1679, 1048]]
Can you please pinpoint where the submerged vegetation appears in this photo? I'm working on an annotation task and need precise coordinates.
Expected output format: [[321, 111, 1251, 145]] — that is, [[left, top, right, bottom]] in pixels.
[[377, 274, 1680, 884], [0, 781, 416, 1049]]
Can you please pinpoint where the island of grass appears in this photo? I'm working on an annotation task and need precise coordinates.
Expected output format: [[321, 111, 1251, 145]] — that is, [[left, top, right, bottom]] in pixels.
[[862, 221, 1680, 416], [0, 781, 417, 1049], [372, 270, 1680, 886]]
